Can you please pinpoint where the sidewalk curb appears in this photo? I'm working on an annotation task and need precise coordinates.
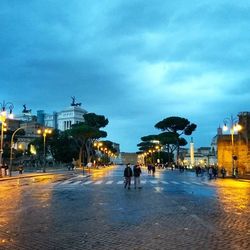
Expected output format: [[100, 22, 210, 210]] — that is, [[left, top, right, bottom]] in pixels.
[[0, 172, 91, 182], [0, 172, 64, 181]]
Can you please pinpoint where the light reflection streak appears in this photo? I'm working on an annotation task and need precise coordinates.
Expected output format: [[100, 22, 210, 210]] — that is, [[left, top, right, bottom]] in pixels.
[[91, 165, 117, 181], [0, 176, 55, 247], [216, 179, 250, 213]]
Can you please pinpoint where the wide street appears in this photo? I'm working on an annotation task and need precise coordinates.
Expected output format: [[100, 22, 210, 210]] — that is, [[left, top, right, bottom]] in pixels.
[[0, 166, 249, 250]]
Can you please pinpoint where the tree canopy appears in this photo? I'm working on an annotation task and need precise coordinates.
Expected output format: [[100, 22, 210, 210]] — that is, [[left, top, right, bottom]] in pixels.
[[83, 113, 109, 128], [155, 116, 196, 164], [155, 116, 197, 136], [69, 113, 109, 164], [138, 116, 197, 165]]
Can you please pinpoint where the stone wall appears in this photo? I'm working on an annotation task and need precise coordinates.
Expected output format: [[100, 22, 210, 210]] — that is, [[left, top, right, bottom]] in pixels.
[[218, 135, 250, 176]]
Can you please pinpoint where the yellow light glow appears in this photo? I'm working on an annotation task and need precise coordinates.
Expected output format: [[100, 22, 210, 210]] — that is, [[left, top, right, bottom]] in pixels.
[[30, 144, 37, 155], [37, 129, 42, 134], [0, 111, 7, 117], [237, 124, 242, 131]]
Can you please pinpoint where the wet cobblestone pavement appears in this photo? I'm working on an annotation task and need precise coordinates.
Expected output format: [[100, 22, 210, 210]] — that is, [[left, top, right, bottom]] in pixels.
[[0, 166, 249, 250]]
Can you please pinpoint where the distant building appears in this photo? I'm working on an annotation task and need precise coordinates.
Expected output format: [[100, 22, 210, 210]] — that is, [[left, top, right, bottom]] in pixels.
[[120, 152, 138, 165], [38, 105, 87, 131], [10, 101, 88, 157], [14, 110, 51, 152], [210, 126, 223, 157], [12, 100, 122, 164], [112, 142, 120, 155], [108, 142, 121, 164], [181, 139, 217, 168], [14, 121, 41, 151], [197, 147, 211, 155]]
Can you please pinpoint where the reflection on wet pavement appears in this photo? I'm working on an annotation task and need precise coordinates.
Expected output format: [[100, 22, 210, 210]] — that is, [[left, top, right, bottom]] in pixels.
[[216, 179, 250, 213], [90, 165, 117, 180], [0, 169, 249, 250]]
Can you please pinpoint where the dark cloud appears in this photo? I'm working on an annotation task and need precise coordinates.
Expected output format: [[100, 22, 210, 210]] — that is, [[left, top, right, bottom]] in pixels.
[[1, 0, 250, 151]]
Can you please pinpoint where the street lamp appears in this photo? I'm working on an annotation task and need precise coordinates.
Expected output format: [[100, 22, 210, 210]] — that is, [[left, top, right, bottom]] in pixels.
[[9, 127, 24, 177], [94, 141, 103, 166], [0, 101, 14, 174], [94, 141, 103, 152], [148, 149, 153, 164], [37, 127, 52, 172], [223, 115, 242, 176], [155, 145, 161, 164]]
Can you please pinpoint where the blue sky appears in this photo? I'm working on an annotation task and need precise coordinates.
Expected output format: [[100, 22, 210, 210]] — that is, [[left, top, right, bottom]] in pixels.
[[1, 0, 250, 152]]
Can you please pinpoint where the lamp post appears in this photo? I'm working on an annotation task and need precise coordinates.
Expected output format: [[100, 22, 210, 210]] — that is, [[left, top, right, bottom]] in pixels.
[[0, 101, 14, 175], [155, 145, 161, 164], [94, 141, 103, 166], [148, 149, 153, 164], [94, 141, 103, 152], [9, 127, 24, 177], [37, 128, 52, 173], [144, 152, 147, 165], [223, 115, 242, 176]]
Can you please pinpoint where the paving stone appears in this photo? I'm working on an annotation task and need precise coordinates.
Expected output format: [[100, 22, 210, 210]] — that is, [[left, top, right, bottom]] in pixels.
[[0, 168, 249, 249]]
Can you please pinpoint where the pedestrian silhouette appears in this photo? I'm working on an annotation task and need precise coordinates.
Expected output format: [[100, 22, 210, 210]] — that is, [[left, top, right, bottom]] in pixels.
[[124, 164, 133, 189], [133, 164, 142, 189], [220, 166, 226, 178]]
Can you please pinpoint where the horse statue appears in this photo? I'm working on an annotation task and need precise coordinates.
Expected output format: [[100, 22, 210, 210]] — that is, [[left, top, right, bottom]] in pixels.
[[71, 96, 76, 106], [71, 96, 81, 107], [22, 104, 32, 113]]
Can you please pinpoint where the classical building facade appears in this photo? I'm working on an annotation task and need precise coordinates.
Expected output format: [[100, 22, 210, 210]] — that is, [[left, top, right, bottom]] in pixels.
[[12, 101, 88, 153], [13, 102, 121, 164], [38, 106, 87, 131]]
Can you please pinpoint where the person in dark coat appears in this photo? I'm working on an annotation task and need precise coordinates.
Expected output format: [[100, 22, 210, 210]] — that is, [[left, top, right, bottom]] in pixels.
[[147, 164, 152, 174], [212, 166, 218, 179], [133, 164, 142, 189], [220, 166, 226, 178], [152, 164, 156, 176], [124, 164, 133, 189]]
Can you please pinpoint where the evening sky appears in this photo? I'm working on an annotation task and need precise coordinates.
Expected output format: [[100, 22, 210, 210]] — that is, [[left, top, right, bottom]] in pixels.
[[1, 0, 250, 151]]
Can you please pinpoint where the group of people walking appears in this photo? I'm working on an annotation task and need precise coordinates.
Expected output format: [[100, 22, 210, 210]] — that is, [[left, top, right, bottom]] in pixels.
[[195, 165, 228, 180], [123, 163, 142, 190]]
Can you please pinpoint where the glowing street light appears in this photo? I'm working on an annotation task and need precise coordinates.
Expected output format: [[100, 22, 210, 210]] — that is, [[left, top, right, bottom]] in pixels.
[[94, 141, 103, 151], [223, 115, 242, 176], [37, 127, 52, 172], [155, 145, 161, 164], [94, 141, 103, 166]]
